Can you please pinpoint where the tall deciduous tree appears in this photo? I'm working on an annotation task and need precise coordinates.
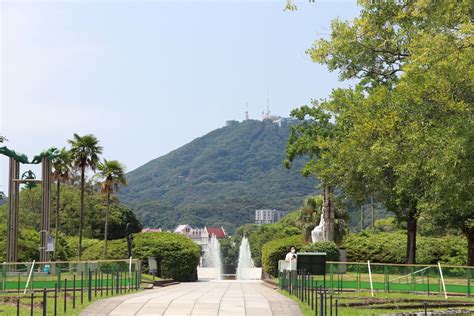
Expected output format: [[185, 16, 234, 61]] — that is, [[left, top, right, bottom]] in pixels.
[[299, 0, 472, 264], [68, 134, 103, 260], [51, 147, 71, 260], [96, 159, 127, 258], [285, 105, 338, 242]]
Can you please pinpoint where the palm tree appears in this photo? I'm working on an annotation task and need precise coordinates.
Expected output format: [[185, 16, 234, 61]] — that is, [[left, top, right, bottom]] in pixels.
[[68, 134, 103, 260], [51, 147, 71, 260], [297, 196, 323, 243], [96, 159, 127, 258]]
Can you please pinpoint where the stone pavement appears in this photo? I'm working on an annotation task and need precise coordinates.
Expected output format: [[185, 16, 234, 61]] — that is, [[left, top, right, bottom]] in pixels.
[[80, 280, 302, 316]]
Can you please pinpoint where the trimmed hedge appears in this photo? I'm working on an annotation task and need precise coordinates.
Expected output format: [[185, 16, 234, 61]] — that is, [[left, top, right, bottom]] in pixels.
[[262, 235, 304, 277], [81, 239, 128, 260], [343, 231, 467, 265], [132, 232, 200, 282], [300, 241, 340, 261]]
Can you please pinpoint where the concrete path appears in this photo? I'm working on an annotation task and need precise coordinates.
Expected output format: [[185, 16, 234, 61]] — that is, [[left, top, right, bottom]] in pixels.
[[80, 280, 302, 316]]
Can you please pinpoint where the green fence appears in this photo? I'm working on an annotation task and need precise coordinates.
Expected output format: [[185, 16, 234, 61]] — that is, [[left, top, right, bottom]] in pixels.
[[1, 259, 142, 293], [280, 261, 473, 297]]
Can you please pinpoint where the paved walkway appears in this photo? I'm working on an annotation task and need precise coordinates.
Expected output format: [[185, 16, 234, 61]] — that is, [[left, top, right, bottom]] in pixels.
[[80, 280, 302, 316]]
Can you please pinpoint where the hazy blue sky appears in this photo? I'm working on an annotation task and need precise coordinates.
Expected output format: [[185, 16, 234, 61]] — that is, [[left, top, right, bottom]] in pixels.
[[0, 0, 359, 193]]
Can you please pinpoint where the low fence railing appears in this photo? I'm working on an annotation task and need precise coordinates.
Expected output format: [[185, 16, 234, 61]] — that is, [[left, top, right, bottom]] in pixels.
[[1, 259, 142, 293], [279, 261, 474, 297], [0, 259, 142, 315]]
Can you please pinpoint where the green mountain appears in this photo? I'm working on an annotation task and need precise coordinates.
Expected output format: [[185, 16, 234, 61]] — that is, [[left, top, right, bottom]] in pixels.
[[119, 119, 318, 233]]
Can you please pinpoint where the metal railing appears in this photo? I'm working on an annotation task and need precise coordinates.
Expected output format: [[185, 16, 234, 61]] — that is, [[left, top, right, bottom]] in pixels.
[[1, 259, 142, 293], [278, 261, 473, 297], [1, 259, 142, 315]]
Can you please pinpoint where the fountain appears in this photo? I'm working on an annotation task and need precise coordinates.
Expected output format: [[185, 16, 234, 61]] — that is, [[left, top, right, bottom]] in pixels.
[[236, 237, 261, 280], [201, 234, 223, 280]]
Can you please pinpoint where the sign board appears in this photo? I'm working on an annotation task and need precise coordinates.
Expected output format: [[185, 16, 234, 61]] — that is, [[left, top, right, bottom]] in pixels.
[[296, 252, 327, 275], [148, 257, 157, 275], [46, 235, 54, 252]]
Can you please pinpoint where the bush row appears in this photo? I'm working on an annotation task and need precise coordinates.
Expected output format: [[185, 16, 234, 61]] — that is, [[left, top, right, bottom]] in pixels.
[[343, 231, 467, 266]]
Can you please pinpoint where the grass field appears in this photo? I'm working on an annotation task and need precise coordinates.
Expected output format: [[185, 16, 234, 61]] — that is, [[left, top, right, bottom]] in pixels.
[[280, 290, 474, 316], [0, 274, 151, 316]]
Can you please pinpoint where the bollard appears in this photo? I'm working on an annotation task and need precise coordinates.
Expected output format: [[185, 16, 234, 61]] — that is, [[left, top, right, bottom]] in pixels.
[[64, 278, 67, 313], [16, 297, 20, 316], [42, 288, 47, 316], [54, 283, 58, 316], [335, 299, 338, 316]]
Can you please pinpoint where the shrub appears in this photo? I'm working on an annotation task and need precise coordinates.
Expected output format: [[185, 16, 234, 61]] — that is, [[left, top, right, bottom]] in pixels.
[[261, 235, 304, 277], [300, 241, 340, 261], [132, 232, 200, 282], [343, 231, 467, 265], [81, 239, 128, 260]]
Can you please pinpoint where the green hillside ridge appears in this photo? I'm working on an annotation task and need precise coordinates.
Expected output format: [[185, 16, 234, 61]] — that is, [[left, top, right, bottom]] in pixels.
[[119, 119, 318, 232]]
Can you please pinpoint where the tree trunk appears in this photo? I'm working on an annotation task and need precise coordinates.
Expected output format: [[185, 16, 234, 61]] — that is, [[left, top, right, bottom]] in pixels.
[[55, 180, 60, 260], [371, 196, 375, 229], [78, 168, 85, 261], [406, 209, 417, 264], [466, 230, 474, 266], [324, 185, 334, 242], [104, 192, 110, 259], [360, 206, 364, 231]]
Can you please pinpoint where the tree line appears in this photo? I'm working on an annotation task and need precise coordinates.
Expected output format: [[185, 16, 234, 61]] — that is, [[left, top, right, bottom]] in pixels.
[[285, 1, 473, 265], [0, 133, 132, 261]]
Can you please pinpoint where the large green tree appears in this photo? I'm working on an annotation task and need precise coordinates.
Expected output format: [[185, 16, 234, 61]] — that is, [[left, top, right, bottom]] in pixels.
[[96, 159, 128, 258], [285, 106, 337, 242], [68, 134, 103, 260], [51, 147, 71, 259], [296, 0, 472, 264]]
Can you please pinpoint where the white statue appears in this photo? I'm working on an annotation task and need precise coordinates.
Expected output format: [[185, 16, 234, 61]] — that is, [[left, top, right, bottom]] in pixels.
[[311, 212, 326, 243]]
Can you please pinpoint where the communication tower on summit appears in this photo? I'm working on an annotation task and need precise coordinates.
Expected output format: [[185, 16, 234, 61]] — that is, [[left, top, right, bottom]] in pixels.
[[245, 102, 249, 121]]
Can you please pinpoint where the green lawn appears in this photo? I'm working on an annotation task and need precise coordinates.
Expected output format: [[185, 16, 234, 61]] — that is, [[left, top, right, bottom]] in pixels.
[[0, 282, 143, 315], [279, 290, 474, 316]]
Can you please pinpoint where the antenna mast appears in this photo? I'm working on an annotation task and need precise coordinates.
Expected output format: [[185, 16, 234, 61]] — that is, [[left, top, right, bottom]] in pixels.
[[245, 102, 249, 121]]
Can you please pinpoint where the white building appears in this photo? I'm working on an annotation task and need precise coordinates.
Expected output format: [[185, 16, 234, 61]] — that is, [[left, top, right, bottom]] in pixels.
[[255, 209, 285, 225]]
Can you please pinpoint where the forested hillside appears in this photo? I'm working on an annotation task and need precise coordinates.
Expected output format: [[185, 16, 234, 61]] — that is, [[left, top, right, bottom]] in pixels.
[[119, 120, 318, 232]]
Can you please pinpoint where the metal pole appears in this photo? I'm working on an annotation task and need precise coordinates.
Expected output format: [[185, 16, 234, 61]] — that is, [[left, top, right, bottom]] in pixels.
[[54, 283, 57, 316], [40, 157, 51, 262], [42, 288, 47, 316], [437, 262, 448, 299], [88, 269, 92, 302], [64, 279, 67, 313], [7, 158, 20, 263], [81, 271, 84, 304], [368, 260, 374, 297], [73, 274, 76, 309], [30, 291, 34, 316]]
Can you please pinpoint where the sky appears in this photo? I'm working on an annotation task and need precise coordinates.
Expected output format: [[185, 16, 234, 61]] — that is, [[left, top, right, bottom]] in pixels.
[[0, 0, 360, 194]]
